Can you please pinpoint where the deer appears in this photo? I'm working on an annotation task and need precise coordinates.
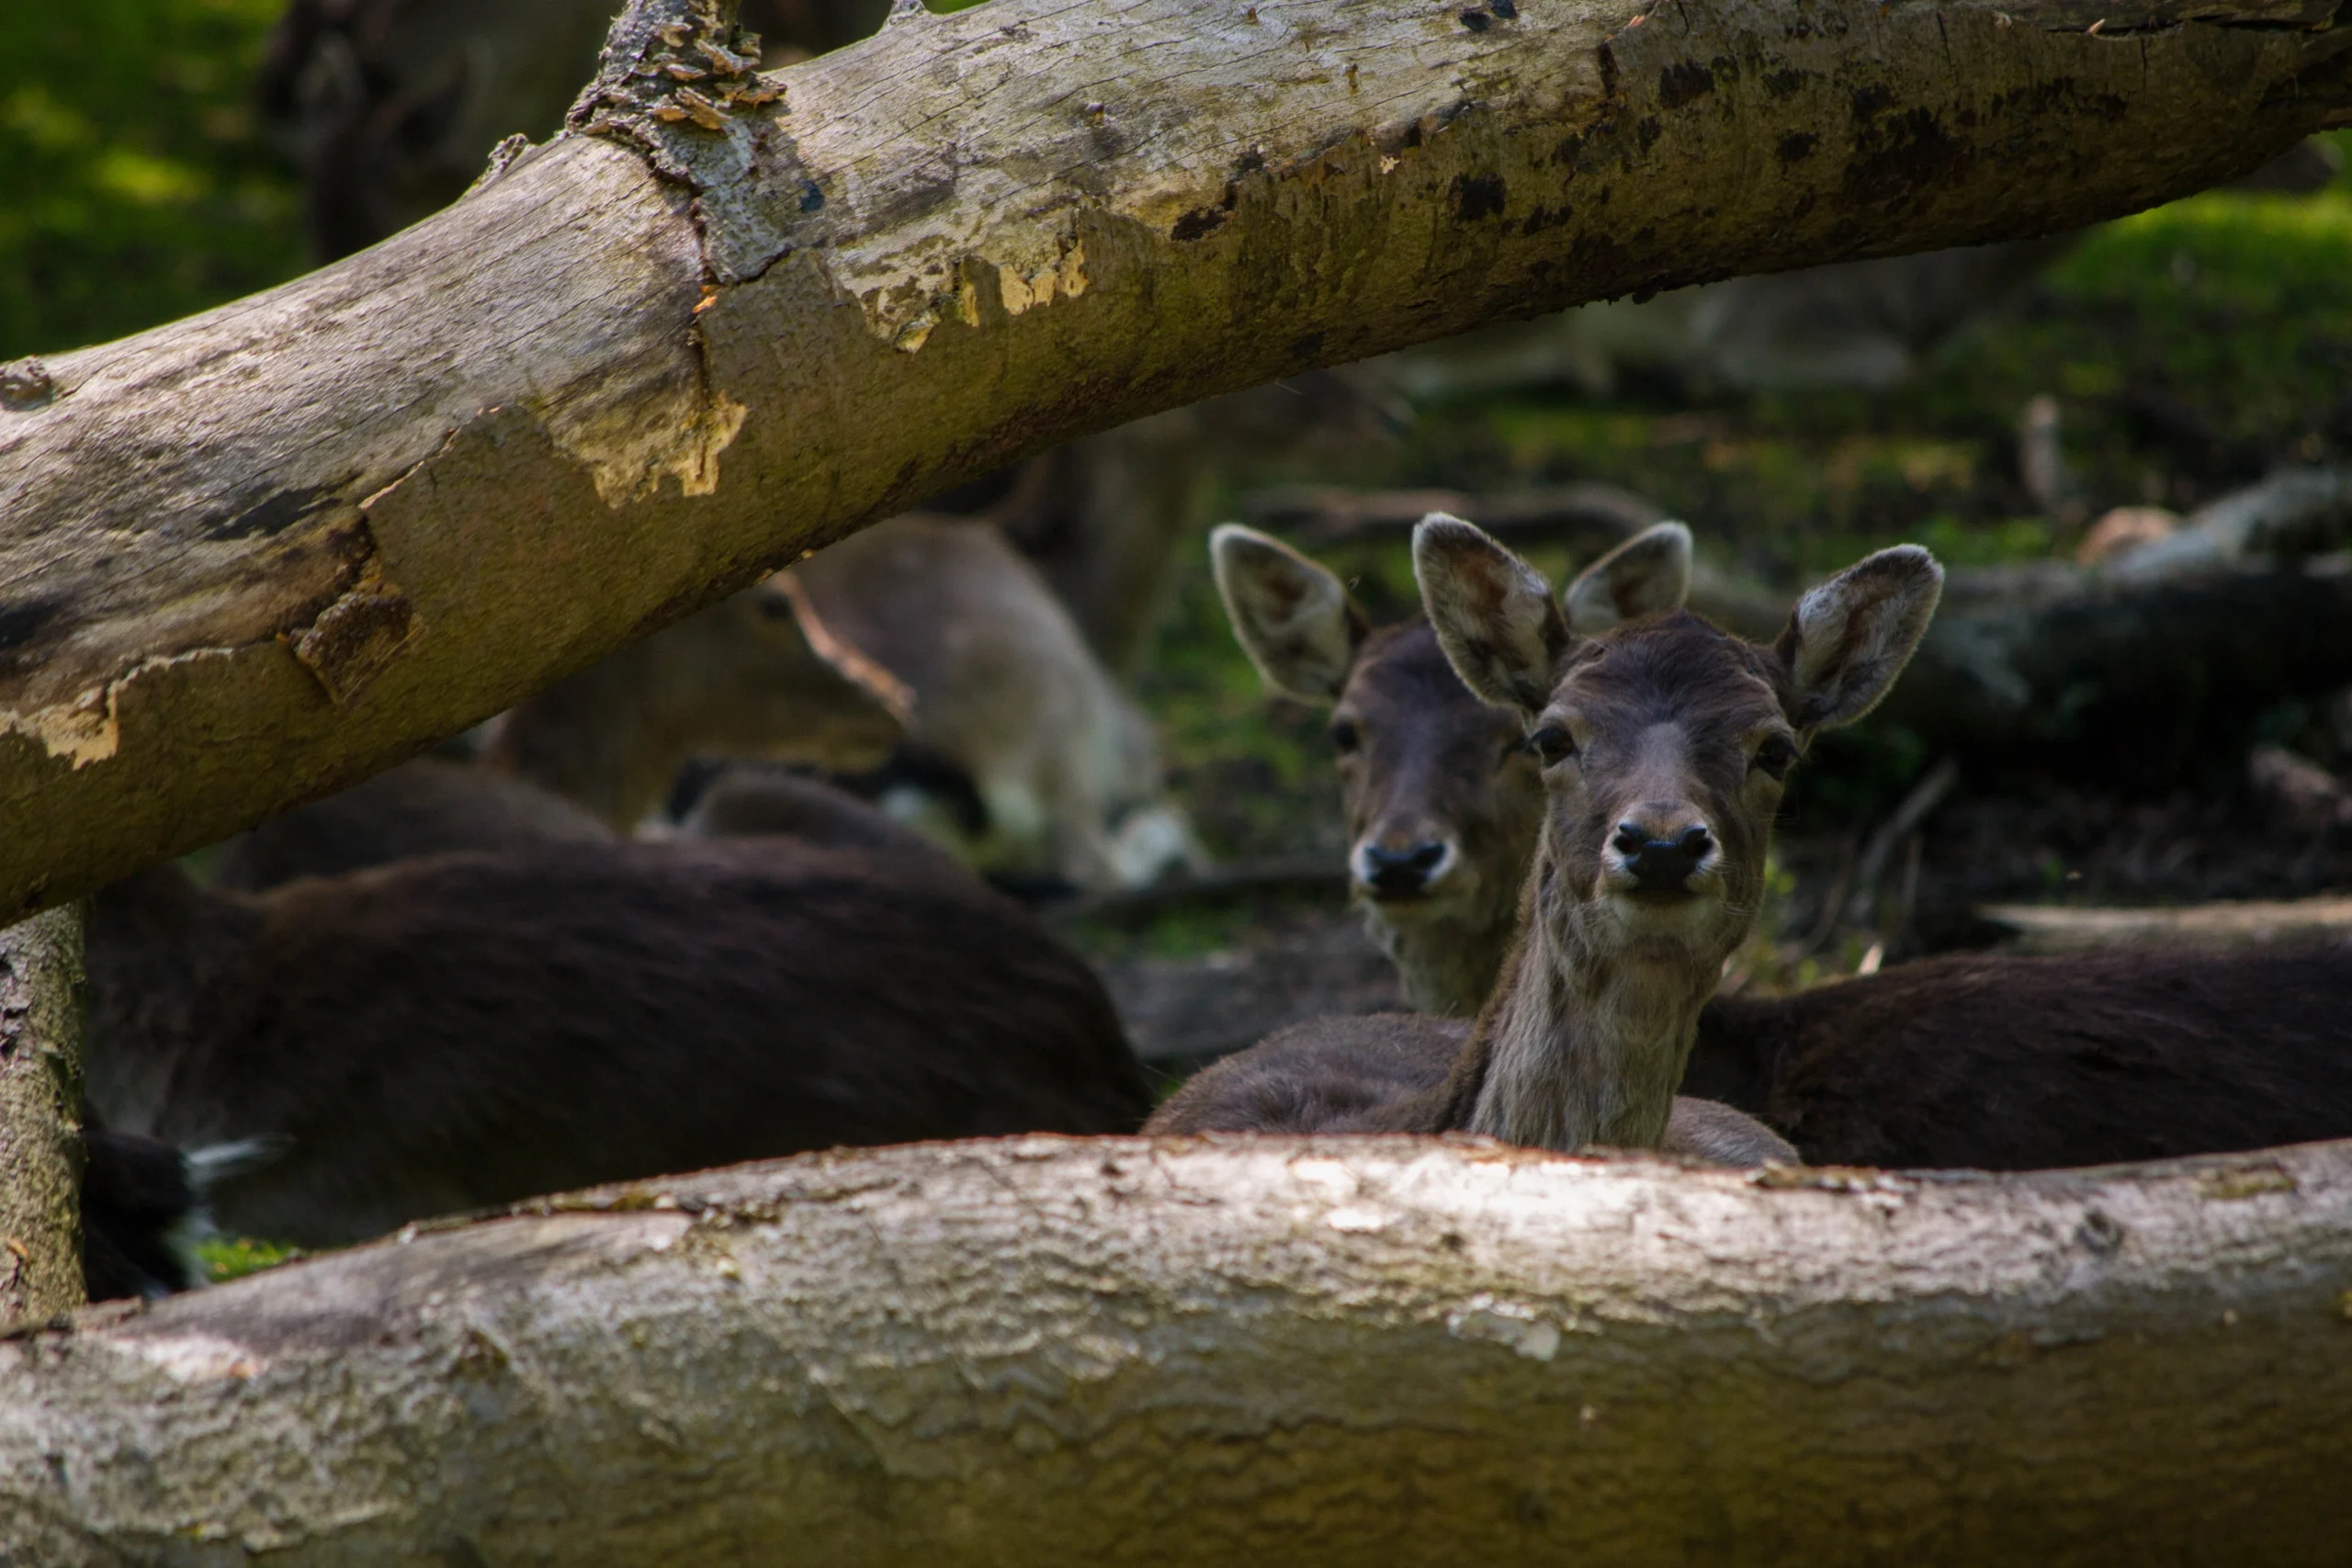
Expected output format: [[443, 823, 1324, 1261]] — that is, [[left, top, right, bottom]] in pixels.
[[83, 834, 1151, 1249], [774, 513, 1198, 891], [219, 514, 1192, 895], [481, 566, 911, 832], [1148, 516, 1944, 1166], [1209, 518, 1694, 1017], [1207, 522, 2352, 1170]]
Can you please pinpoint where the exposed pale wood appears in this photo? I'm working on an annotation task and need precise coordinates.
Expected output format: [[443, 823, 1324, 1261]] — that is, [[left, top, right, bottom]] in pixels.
[[3, 0, 2348, 917], [0, 907, 85, 1327], [1981, 896, 2352, 953], [4, 1134, 2350, 1564]]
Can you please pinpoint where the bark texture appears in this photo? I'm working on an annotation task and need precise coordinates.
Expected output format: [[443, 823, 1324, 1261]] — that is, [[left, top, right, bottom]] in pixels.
[[3, 0, 2348, 917], [0, 907, 85, 1327], [4, 1134, 2351, 1564]]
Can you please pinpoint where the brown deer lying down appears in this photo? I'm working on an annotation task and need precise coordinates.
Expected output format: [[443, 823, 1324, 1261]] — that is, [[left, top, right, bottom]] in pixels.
[[675, 761, 968, 874], [1211, 522, 2352, 1170], [219, 516, 1192, 894], [1684, 942, 2352, 1169], [207, 758, 616, 890], [1149, 518, 1944, 1166], [481, 567, 911, 831], [85, 838, 1150, 1248]]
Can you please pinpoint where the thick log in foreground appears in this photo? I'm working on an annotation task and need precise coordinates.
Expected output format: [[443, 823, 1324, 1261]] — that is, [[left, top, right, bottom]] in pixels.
[[3, 0, 2349, 918], [4, 1134, 2348, 1564]]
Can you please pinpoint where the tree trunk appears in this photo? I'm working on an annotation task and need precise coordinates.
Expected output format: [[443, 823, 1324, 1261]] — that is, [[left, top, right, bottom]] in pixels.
[[0, 907, 85, 1327], [2, 0, 2346, 919], [3, 1134, 2348, 1564]]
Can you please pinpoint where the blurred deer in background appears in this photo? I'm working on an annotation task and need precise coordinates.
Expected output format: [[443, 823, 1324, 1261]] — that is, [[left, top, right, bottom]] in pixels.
[[786, 514, 1198, 892], [217, 513, 1194, 893]]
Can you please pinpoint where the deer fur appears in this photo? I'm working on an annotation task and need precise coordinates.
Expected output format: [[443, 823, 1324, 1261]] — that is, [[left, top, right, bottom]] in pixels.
[[1155, 517, 1942, 1165], [786, 514, 1198, 890], [219, 514, 1191, 893], [79, 1126, 285, 1302], [482, 570, 911, 830], [209, 758, 616, 891], [84, 839, 1150, 1247], [1685, 942, 2352, 1169]]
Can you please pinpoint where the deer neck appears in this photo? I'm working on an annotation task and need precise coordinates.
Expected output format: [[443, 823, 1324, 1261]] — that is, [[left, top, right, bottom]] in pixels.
[[1368, 900, 1516, 1020], [1461, 879, 1716, 1152]]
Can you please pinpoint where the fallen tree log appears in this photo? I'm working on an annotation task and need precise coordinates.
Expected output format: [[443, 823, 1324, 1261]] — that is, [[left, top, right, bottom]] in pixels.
[[3, 0, 2348, 919], [4, 1134, 2350, 1564]]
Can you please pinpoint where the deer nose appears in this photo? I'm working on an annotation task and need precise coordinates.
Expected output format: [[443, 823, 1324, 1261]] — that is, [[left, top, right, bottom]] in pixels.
[[1611, 821, 1714, 894], [1361, 840, 1451, 898]]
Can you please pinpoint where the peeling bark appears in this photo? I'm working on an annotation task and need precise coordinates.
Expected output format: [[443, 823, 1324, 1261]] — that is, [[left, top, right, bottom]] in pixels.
[[4, 0, 2349, 916], [3, 1134, 2350, 1564], [0, 907, 85, 1328]]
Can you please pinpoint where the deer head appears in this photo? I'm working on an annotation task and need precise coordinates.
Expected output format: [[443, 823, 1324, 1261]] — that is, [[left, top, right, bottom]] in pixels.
[[1211, 520, 1700, 1012], [1414, 513, 1942, 991]]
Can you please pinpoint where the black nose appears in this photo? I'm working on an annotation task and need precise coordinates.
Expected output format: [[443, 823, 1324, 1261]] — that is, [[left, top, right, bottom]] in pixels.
[[1612, 822, 1713, 893], [1363, 840, 1448, 897]]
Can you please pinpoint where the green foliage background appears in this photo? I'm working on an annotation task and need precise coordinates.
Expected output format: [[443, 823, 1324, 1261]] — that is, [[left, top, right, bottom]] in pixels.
[[1, 0, 304, 360]]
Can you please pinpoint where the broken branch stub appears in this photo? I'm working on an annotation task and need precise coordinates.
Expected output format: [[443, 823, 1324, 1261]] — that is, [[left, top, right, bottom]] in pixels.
[[3, 1134, 2350, 1563], [3, 0, 2348, 917]]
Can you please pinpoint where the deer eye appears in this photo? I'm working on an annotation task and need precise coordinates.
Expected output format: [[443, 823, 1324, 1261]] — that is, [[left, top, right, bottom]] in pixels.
[[1526, 724, 1577, 767], [1753, 735, 1800, 780], [1329, 718, 1363, 756]]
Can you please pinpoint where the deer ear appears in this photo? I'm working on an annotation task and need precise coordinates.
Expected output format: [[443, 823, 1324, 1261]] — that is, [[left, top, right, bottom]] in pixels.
[[1562, 521, 1692, 634], [1209, 525, 1369, 704], [1412, 513, 1573, 716], [1773, 545, 1943, 730]]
